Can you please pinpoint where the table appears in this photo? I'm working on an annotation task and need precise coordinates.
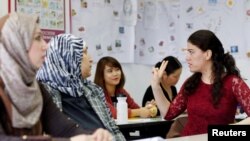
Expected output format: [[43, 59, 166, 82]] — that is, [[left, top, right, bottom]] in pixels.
[[116, 117, 174, 140], [133, 134, 207, 141], [167, 133, 207, 141]]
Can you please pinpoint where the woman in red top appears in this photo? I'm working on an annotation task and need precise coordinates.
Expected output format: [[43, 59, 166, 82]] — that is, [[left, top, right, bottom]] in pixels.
[[94, 56, 157, 118], [151, 29, 250, 136]]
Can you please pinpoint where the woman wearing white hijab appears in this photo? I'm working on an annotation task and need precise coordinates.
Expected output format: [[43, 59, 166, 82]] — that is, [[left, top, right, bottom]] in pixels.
[[0, 12, 112, 141]]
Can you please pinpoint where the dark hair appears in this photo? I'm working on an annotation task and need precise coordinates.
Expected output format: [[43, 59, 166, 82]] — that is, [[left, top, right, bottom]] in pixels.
[[155, 56, 182, 76], [184, 29, 240, 106], [94, 56, 125, 89]]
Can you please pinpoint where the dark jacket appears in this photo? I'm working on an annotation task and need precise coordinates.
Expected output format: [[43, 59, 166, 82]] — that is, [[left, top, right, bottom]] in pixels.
[[142, 85, 177, 116], [0, 81, 89, 141]]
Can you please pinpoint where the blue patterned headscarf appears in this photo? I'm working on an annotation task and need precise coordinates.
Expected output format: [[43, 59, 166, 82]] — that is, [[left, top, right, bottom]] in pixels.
[[36, 33, 86, 97]]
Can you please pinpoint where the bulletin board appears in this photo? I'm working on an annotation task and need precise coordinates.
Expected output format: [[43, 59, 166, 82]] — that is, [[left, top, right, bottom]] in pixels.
[[15, 0, 65, 42]]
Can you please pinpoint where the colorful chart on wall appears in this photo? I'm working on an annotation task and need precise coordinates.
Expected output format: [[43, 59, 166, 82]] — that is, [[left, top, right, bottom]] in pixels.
[[15, 0, 65, 42]]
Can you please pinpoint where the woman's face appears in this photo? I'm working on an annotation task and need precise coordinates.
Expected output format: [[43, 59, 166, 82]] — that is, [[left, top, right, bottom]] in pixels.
[[185, 42, 209, 73], [104, 65, 121, 87], [81, 47, 93, 79], [162, 68, 182, 86], [28, 25, 48, 69]]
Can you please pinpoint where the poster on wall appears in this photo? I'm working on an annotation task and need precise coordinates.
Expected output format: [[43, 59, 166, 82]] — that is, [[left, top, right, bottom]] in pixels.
[[134, 0, 182, 65], [179, 0, 247, 60], [15, 0, 65, 42], [70, 0, 249, 65], [70, 0, 136, 63]]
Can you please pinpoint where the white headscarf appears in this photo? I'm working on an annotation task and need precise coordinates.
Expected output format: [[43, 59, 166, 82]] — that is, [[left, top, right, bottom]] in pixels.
[[0, 12, 43, 128]]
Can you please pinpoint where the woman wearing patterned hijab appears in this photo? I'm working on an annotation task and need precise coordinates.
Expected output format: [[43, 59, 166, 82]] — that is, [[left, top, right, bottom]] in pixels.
[[36, 34, 125, 141], [0, 13, 112, 141]]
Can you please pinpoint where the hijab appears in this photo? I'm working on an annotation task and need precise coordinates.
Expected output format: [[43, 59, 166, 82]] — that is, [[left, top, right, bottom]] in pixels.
[[0, 12, 43, 128], [37, 34, 120, 133], [37, 34, 86, 97]]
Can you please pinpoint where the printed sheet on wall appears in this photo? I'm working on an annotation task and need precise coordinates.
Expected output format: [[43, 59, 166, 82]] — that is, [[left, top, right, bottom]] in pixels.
[[179, 0, 249, 60], [70, 0, 137, 63], [70, 0, 250, 65]]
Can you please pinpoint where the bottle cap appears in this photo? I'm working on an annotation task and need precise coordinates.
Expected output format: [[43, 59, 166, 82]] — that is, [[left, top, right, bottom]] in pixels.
[[117, 93, 126, 97]]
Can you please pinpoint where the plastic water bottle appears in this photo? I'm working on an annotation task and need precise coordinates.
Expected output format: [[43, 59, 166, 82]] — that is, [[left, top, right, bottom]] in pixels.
[[116, 94, 128, 124]]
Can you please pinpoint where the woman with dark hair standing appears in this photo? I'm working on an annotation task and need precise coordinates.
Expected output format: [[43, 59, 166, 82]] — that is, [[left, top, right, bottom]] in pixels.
[[151, 29, 250, 136], [142, 56, 182, 111]]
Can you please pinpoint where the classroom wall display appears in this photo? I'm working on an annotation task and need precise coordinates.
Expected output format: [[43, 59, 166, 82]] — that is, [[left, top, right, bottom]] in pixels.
[[15, 0, 65, 42], [71, 0, 250, 65], [134, 0, 181, 65], [70, 0, 136, 63], [179, 0, 247, 61]]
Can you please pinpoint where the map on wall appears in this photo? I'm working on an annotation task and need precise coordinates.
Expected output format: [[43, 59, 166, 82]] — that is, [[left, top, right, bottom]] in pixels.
[[16, 0, 65, 42]]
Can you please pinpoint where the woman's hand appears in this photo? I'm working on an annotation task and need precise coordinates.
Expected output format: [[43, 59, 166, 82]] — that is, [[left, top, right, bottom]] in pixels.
[[145, 100, 158, 117], [150, 61, 170, 116], [139, 107, 151, 118], [139, 106, 158, 118], [70, 134, 93, 141], [145, 99, 157, 107], [70, 128, 113, 141], [149, 105, 158, 117], [151, 60, 168, 87], [92, 128, 113, 141]]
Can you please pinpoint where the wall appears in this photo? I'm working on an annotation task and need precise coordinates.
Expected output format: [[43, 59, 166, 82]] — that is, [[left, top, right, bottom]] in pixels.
[[1, 0, 250, 106], [0, 0, 9, 17]]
